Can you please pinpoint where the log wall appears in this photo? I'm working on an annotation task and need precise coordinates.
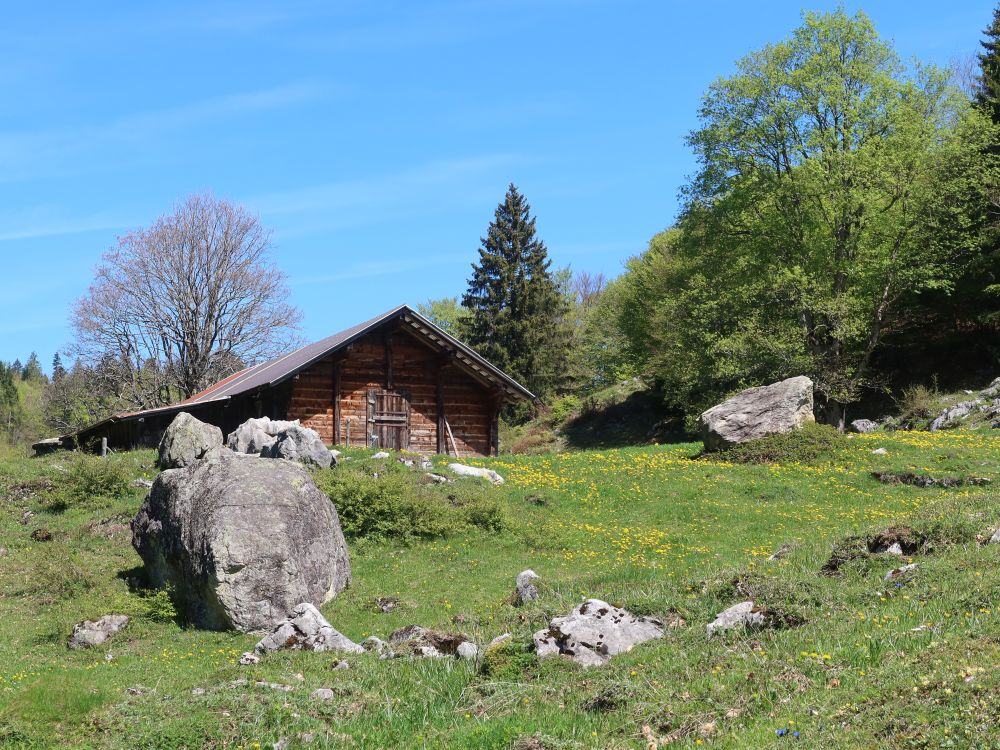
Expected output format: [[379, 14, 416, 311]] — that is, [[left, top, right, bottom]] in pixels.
[[287, 329, 498, 456]]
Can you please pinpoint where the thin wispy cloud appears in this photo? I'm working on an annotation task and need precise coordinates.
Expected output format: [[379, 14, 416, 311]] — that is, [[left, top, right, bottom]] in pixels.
[[0, 206, 125, 242], [0, 81, 327, 182]]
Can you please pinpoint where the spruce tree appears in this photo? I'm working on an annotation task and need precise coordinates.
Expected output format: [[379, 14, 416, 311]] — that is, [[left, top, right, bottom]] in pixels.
[[22, 353, 44, 382], [977, 6, 1000, 125], [52, 353, 66, 382], [461, 184, 569, 407]]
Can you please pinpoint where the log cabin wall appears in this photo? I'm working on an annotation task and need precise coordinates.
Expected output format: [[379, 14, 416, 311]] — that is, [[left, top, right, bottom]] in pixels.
[[286, 328, 498, 456]]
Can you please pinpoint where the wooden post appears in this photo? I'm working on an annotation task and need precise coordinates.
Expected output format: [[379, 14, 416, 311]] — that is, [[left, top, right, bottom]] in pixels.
[[332, 360, 342, 446], [100, 437, 108, 458]]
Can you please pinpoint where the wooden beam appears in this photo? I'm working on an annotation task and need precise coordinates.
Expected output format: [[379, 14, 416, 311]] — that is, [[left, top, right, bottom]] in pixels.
[[385, 334, 394, 390], [436, 365, 446, 455]]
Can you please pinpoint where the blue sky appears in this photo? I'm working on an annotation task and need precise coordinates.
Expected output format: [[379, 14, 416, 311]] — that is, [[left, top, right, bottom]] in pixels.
[[0, 0, 990, 369]]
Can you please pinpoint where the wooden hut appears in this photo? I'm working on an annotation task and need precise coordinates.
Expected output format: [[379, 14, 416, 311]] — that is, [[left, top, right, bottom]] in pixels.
[[65, 305, 534, 457]]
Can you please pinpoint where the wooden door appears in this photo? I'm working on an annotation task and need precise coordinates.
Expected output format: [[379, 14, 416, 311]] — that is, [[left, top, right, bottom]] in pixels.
[[367, 389, 410, 450]]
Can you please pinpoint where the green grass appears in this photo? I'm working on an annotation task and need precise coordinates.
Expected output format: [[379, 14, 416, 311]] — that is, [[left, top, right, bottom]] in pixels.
[[1, 431, 999, 748]]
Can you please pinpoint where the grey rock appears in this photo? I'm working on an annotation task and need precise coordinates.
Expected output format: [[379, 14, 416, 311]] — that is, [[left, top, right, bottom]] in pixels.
[[132, 478, 154, 489], [989, 528, 1000, 544], [226, 417, 299, 455], [533, 599, 664, 667], [333, 660, 350, 670], [700, 376, 815, 451], [425, 473, 449, 484], [69, 614, 129, 649], [885, 563, 918, 581], [255, 680, 293, 692], [362, 636, 389, 655], [264, 424, 336, 469], [238, 651, 260, 665], [706, 601, 765, 637], [767, 543, 794, 561], [254, 603, 362, 654], [447, 463, 505, 485], [849, 419, 879, 434], [132, 451, 351, 632], [513, 569, 540, 605], [420, 459, 433, 470], [930, 400, 979, 431], [311, 688, 336, 701], [389, 624, 427, 643], [871, 448, 888, 455], [981, 377, 1000, 399], [885, 542, 904, 556], [456, 641, 479, 661], [158, 412, 224, 469], [414, 645, 446, 658], [191, 687, 206, 696], [486, 633, 512, 650], [20, 510, 34, 524], [372, 451, 390, 460]]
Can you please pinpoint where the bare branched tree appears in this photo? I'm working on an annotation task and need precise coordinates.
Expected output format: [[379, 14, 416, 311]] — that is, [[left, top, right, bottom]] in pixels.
[[72, 194, 302, 409]]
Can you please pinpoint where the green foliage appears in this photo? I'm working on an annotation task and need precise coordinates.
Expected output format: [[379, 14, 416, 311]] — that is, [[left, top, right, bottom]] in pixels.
[[63, 454, 135, 506], [612, 9, 998, 424], [461, 184, 570, 407], [479, 639, 537, 681], [896, 383, 940, 422], [20, 353, 45, 383], [315, 459, 509, 541], [715, 423, 844, 464], [416, 297, 470, 337]]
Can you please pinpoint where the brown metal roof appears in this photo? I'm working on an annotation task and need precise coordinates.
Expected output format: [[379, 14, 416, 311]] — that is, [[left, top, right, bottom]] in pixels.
[[69, 304, 534, 438]]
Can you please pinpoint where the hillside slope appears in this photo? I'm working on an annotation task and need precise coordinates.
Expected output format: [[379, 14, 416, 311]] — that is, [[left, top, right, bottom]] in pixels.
[[0, 431, 998, 748]]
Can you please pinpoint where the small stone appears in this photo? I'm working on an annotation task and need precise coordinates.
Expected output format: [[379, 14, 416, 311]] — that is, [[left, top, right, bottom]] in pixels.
[[706, 602, 765, 637], [273, 739, 289, 750], [254, 603, 362, 654], [513, 569, 540, 605], [885, 542, 903, 556], [870, 448, 887, 455], [238, 651, 260, 665], [20, 510, 34, 524], [362, 636, 389, 655], [850, 419, 878, 434], [372, 452, 390, 460], [69, 614, 129, 649], [125, 687, 142, 696], [311, 687, 336, 701], [884, 563, 918, 581], [447, 463, 504, 485], [420, 460, 433, 470], [105, 652, 115, 662], [456, 641, 479, 660], [990, 528, 1000, 544], [424, 473, 449, 484], [375, 596, 398, 614], [333, 660, 350, 670], [414, 645, 445, 658], [486, 633, 512, 650], [191, 687, 206, 696]]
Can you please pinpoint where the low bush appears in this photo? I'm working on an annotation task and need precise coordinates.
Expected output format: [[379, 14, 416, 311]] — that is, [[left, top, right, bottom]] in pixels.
[[715, 422, 843, 464], [58, 455, 135, 507], [315, 460, 511, 541]]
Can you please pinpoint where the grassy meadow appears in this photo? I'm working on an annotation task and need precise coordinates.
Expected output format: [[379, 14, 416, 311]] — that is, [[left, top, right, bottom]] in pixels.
[[1, 428, 1000, 748]]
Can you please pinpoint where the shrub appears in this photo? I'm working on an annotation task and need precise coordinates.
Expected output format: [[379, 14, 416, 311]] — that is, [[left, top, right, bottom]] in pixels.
[[62, 455, 134, 506], [715, 423, 843, 464], [316, 464, 458, 541], [896, 383, 939, 422], [459, 495, 510, 532]]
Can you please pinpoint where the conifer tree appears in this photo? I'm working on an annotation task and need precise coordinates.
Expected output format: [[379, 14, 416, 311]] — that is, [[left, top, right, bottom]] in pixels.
[[21, 353, 44, 382], [977, 5, 1000, 125], [461, 184, 568, 407], [52, 353, 66, 382]]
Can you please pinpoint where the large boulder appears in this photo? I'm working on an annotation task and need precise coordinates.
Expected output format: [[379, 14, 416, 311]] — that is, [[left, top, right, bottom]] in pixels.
[[699, 376, 815, 451], [532, 599, 664, 668], [131, 451, 351, 632], [226, 417, 300, 455], [264, 424, 336, 469], [158, 412, 223, 469]]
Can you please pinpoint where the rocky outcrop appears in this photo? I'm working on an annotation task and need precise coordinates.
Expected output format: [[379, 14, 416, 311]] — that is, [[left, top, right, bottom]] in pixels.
[[533, 599, 664, 668], [69, 614, 129, 649], [158, 412, 223, 469], [928, 378, 1000, 431], [254, 603, 362, 654], [699, 376, 815, 451], [131, 450, 351, 632]]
